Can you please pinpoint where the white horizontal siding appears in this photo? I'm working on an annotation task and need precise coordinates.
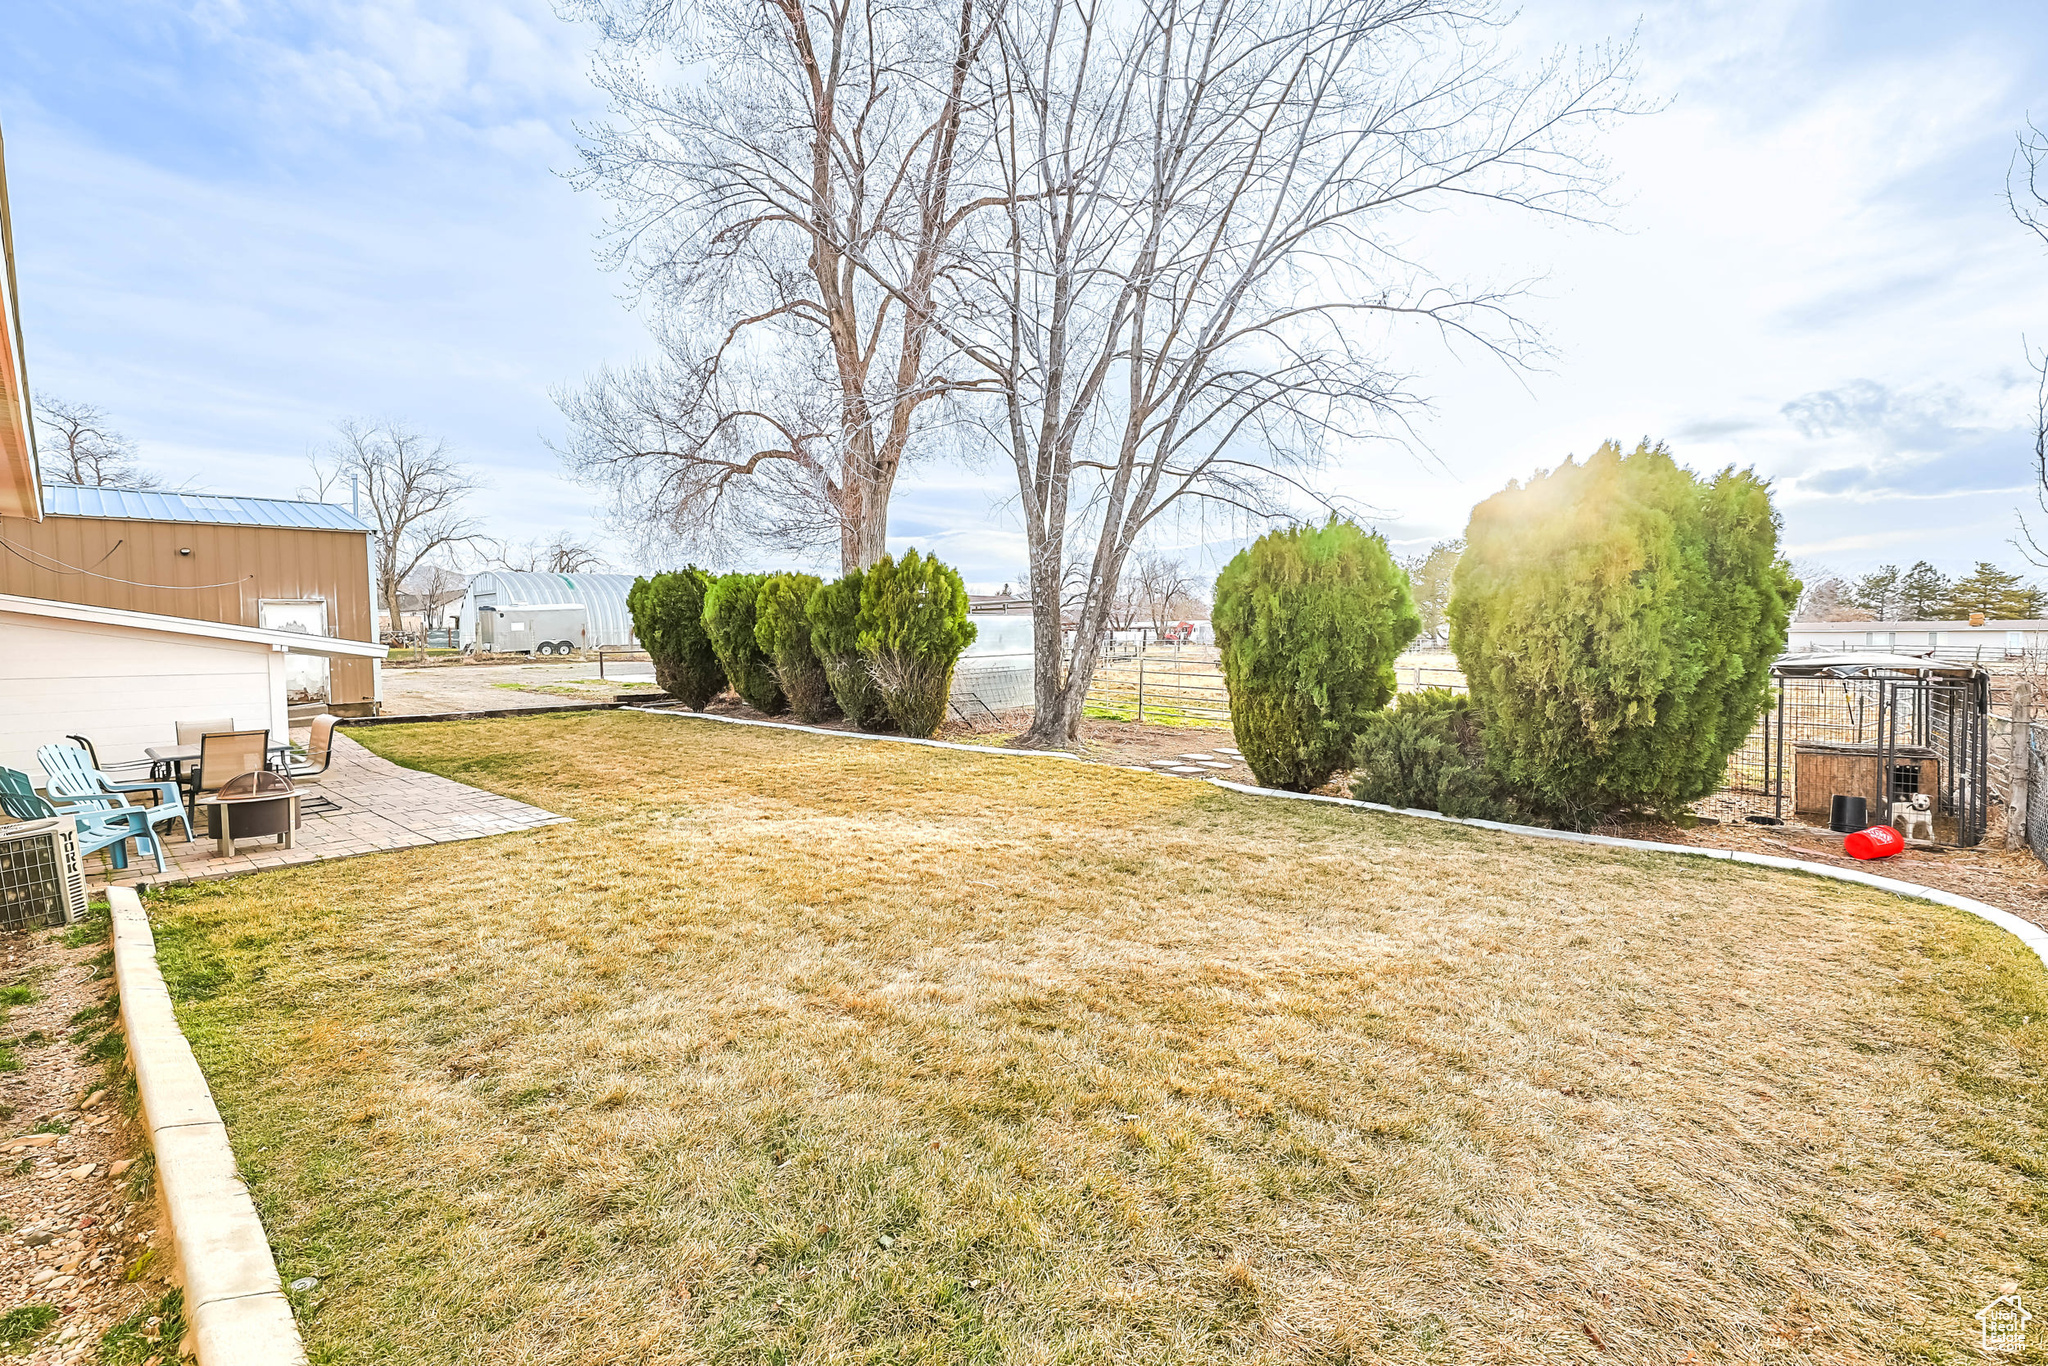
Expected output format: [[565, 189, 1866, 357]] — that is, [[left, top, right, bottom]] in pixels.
[[0, 611, 285, 780]]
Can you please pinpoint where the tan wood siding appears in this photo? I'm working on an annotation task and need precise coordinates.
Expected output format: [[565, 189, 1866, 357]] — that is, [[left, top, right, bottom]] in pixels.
[[0, 513, 375, 705]]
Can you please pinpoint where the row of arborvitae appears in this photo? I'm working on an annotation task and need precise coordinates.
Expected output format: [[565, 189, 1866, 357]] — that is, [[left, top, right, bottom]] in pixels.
[[625, 551, 976, 738], [1213, 441, 1796, 827]]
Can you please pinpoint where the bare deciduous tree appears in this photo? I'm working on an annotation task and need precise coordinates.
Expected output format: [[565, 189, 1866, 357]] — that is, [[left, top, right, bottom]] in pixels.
[[1403, 540, 1461, 646], [2011, 120, 2048, 570], [34, 397, 160, 489], [493, 531, 608, 574], [1130, 553, 1201, 636], [923, 0, 1638, 744], [304, 419, 486, 639], [1794, 575, 1871, 623], [556, 0, 1006, 571], [399, 564, 470, 639]]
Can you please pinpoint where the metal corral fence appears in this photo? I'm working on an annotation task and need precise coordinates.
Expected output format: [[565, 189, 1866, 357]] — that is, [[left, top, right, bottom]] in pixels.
[[1085, 642, 1231, 725], [2024, 720, 2048, 863], [1083, 644, 1466, 727]]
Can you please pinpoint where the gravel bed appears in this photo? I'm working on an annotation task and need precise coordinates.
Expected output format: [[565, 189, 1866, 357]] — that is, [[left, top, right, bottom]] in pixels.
[[2, 921, 168, 1363]]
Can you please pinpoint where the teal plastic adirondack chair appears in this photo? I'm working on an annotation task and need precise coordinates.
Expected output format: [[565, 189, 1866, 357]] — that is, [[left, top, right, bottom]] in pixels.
[[37, 743, 193, 844], [0, 766, 162, 873]]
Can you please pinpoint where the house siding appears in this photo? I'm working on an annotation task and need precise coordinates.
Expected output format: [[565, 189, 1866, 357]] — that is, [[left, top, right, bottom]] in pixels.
[[0, 512, 376, 706], [0, 609, 286, 777]]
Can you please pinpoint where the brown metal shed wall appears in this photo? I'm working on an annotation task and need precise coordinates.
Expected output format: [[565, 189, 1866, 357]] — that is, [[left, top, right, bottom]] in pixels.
[[0, 512, 375, 705]]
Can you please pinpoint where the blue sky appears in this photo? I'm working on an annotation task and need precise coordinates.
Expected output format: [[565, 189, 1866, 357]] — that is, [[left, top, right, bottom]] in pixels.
[[3, 0, 2046, 592]]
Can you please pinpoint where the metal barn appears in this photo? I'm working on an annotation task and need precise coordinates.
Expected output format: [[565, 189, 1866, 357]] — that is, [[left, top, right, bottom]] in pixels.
[[455, 572, 641, 652]]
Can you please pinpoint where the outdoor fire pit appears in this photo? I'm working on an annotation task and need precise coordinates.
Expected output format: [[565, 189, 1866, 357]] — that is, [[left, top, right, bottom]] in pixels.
[[196, 770, 300, 858]]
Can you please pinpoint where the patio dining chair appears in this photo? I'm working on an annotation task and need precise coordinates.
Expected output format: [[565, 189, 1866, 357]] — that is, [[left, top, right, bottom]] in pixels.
[[279, 715, 340, 784], [38, 743, 194, 845], [175, 717, 237, 745], [65, 733, 155, 776], [194, 729, 272, 802], [0, 766, 162, 873]]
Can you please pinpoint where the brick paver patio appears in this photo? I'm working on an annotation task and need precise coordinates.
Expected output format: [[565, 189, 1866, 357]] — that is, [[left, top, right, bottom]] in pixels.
[[89, 730, 568, 888]]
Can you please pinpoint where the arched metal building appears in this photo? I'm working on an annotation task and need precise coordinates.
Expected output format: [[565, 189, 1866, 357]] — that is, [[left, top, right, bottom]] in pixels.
[[455, 572, 641, 652]]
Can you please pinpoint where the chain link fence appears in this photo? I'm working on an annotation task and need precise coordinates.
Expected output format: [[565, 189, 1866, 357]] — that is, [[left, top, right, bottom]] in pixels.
[[2024, 721, 2048, 864]]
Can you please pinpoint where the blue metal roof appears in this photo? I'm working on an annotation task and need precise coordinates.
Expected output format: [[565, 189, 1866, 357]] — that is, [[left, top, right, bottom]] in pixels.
[[41, 483, 372, 533]]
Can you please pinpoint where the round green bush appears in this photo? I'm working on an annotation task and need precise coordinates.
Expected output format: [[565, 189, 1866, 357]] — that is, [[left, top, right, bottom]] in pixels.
[[1448, 439, 1796, 824], [1348, 689, 1506, 820], [856, 550, 976, 738], [701, 573, 786, 715], [626, 568, 723, 710], [806, 570, 888, 730], [754, 572, 832, 722], [1213, 519, 1421, 792]]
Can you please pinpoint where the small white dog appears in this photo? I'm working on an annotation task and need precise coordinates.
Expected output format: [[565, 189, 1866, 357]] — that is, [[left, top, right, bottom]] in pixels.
[[1891, 792, 1935, 845]]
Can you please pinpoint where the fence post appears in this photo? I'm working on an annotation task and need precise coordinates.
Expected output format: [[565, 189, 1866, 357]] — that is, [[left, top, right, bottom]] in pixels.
[[2008, 682, 2031, 851], [1137, 651, 1146, 724]]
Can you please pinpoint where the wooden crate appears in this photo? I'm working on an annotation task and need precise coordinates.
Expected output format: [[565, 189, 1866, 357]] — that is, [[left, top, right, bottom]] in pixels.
[[1792, 743, 1940, 817]]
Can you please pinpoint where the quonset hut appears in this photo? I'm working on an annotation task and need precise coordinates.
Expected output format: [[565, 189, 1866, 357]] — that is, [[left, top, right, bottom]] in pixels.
[[455, 571, 641, 653]]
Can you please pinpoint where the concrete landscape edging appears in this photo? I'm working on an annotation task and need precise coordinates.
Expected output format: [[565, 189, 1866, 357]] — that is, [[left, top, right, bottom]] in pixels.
[[1206, 778, 2048, 976], [107, 886, 307, 1365]]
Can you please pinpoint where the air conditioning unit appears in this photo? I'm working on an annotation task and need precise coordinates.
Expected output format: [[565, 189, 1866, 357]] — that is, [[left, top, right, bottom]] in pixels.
[[0, 817, 90, 932]]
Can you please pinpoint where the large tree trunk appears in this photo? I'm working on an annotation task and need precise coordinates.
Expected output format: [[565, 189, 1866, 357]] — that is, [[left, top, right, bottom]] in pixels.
[[1020, 538, 1073, 747], [836, 466, 893, 574]]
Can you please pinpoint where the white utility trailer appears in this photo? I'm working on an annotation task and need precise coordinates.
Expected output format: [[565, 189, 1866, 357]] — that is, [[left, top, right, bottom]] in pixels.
[[476, 603, 589, 656]]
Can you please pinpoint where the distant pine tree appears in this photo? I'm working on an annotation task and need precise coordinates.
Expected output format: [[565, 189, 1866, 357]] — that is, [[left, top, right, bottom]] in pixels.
[[1946, 562, 2044, 619], [1896, 561, 1951, 619], [1404, 540, 1462, 646], [1851, 564, 1902, 619]]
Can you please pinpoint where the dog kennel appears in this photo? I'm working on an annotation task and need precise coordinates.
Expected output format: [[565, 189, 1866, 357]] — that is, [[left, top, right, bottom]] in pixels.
[[1752, 653, 1990, 846]]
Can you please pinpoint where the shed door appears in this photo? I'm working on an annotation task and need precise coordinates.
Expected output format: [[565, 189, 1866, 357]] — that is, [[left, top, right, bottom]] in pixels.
[[259, 599, 330, 703]]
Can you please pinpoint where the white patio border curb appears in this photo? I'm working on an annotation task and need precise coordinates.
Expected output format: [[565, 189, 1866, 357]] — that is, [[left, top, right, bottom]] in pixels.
[[108, 886, 308, 1365], [1204, 779, 2048, 975]]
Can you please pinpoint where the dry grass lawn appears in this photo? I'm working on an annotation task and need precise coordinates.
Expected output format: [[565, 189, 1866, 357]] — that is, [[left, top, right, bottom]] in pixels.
[[145, 711, 2048, 1365]]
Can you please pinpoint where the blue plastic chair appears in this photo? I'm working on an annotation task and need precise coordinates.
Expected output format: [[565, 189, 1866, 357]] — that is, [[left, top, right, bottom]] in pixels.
[[37, 743, 194, 845], [0, 766, 162, 873]]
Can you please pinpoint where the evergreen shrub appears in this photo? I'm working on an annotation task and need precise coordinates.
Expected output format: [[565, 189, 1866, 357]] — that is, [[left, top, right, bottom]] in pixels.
[[701, 573, 786, 715], [1448, 440, 1796, 824], [1212, 519, 1421, 792], [1348, 689, 1506, 820], [625, 568, 723, 710], [806, 570, 888, 729], [755, 572, 832, 722], [856, 550, 976, 738]]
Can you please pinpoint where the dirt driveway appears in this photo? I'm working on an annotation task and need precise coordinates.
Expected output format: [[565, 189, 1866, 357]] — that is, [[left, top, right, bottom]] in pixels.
[[378, 659, 656, 716]]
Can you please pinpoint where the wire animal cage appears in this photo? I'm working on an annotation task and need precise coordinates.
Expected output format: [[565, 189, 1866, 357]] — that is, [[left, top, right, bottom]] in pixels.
[[1742, 653, 1991, 846]]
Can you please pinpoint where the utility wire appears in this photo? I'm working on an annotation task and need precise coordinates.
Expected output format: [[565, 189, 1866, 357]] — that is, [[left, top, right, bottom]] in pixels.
[[0, 535, 256, 591]]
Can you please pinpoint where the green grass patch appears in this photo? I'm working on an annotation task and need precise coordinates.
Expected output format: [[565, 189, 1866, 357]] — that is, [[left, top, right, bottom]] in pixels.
[[96, 1289, 184, 1365], [0, 1304, 58, 1354]]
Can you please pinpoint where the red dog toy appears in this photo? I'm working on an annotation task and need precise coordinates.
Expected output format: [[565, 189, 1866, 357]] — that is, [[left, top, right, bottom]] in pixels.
[[1843, 825, 1904, 860]]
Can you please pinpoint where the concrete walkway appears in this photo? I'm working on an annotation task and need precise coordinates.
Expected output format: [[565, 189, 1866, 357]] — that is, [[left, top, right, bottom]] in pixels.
[[91, 732, 567, 888]]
